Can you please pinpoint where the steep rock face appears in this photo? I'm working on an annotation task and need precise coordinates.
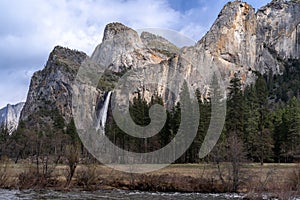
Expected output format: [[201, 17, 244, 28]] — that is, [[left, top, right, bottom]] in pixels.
[[201, 2, 257, 70], [180, 0, 300, 86], [20, 46, 87, 124], [90, 23, 209, 107], [0, 102, 25, 134], [20, 0, 300, 130], [175, 1, 258, 95], [256, 0, 300, 73], [89, 23, 180, 105], [87, 0, 300, 110], [99, 3, 265, 106], [91, 23, 164, 73], [20, 24, 179, 129]]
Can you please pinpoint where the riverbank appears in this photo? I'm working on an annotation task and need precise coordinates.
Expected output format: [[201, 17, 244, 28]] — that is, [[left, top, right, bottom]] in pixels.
[[0, 188, 249, 200], [0, 162, 299, 199]]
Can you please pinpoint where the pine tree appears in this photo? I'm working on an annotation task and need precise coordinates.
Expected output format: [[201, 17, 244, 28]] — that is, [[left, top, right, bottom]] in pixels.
[[66, 118, 80, 145], [176, 81, 199, 163], [282, 97, 300, 160], [170, 102, 181, 163], [243, 75, 274, 164], [129, 92, 150, 152], [225, 74, 246, 192], [226, 74, 244, 137], [176, 81, 190, 163], [149, 92, 169, 151], [272, 107, 285, 162], [255, 75, 274, 164], [196, 97, 211, 162], [199, 73, 226, 163], [244, 84, 260, 160]]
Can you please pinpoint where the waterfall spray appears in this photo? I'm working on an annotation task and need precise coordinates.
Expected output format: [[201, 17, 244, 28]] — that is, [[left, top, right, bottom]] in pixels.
[[96, 91, 112, 133]]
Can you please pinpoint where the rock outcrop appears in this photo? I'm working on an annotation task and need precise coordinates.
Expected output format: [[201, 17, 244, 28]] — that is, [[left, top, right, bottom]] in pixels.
[[91, 23, 165, 73], [256, 0, 300, 73], [140, 31, 180, 57], [190, 1, 257, 85], [0, 102, 25, 134], [19, 0, 300, 130], [20, 46, 87, 124]]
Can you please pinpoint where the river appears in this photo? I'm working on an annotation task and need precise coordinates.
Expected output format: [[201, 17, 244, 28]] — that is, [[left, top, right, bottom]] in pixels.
[[0, 189, 246, 199]]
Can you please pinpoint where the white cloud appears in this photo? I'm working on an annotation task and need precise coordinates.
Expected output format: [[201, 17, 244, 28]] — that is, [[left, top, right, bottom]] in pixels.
[[0, 0, 182, 108], [0, 0, 181, 58], [180, 23, 207, 42]]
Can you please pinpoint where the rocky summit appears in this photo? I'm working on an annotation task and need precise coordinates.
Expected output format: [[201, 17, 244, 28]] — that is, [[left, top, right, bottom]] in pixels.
[[20, 46, 87, 128], [18, 0, 300, 131]]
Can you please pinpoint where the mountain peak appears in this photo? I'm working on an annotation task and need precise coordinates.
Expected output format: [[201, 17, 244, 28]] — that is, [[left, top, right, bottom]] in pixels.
[[197, 0, 256, 74], [140, 31, 179, 55], [270, 0, 298, 3], [20, 46, 87, 124], [50, 46, 86, 60], [18, 0, 300, 138], [220, 1, 254, 18], [45, 46, 87, 74], [103, 22, 134, 42], [259, 0, 299, 11]]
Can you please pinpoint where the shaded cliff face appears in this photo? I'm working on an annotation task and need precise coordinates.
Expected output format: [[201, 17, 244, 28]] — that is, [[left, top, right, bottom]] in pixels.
[[180, 0, 300, 87], [20, 24, 178, 129], [0, 103, 25, 134], [19, 1, 300, 129], [256, 0, 300, 73], [20, 46, 87, 125]]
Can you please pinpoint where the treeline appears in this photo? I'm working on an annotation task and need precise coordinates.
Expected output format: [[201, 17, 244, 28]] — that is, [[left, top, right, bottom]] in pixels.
[[0, 60, 300, 166], [106, 59, 300, 164], [0, 108, 97, 187]]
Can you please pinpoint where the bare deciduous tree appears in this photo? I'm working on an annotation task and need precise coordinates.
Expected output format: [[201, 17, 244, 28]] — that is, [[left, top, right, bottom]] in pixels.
[[65, 144, 79, 186], [226, 133, 246, 192]]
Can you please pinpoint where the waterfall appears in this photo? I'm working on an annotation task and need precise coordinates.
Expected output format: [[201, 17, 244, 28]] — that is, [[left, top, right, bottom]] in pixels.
[[96, 91, 112, 132]]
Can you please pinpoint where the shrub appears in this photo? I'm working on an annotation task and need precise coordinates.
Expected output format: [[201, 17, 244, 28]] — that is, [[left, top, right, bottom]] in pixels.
[[287, 164, 300, 191], [76, 165, 99, 189], [0, 156, 9, 187], [18, 165, 57, 189]]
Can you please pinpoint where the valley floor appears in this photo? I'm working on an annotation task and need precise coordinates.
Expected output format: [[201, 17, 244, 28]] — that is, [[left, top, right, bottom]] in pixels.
[[0, 162, 299, 199]]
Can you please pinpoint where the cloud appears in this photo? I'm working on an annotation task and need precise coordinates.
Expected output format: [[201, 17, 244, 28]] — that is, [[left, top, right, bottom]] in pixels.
[[0, 0, 181, 108], [0, 0, 272, 108]]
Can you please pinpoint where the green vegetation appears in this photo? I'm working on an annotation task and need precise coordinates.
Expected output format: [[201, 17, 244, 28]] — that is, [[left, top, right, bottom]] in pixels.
[[151, 48, 175, 57], [1, 58, 300, 193], [4, 60, 300, 166], [97, 69, 128, 91], [103, 59, 300, 188]]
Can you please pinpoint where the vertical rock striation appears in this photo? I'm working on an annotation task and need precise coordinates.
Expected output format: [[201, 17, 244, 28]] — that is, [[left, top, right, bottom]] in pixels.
[[0, 102, 25, 134], [19, 0, 300, 131], [20, 46, 87, 125]]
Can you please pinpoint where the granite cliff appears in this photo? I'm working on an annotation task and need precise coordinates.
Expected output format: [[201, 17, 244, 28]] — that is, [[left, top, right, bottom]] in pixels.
[[0, 103, 25, 134], [20, 46, 87, 128], [19, 0, 300, 130]]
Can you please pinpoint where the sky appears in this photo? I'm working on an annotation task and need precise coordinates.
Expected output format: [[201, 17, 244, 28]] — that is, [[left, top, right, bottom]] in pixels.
[[0, 0, 270, 108]]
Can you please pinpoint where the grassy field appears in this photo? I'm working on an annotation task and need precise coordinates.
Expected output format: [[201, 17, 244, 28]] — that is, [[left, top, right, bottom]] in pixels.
[[0, 161, 299, 198]]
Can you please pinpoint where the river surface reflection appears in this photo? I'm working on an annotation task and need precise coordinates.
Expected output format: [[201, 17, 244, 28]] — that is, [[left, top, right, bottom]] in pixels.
[[0, 189, 245, 200]]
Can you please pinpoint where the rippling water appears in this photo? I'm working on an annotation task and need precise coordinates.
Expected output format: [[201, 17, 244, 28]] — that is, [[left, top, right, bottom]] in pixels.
[[0, 189, 244, 200]]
